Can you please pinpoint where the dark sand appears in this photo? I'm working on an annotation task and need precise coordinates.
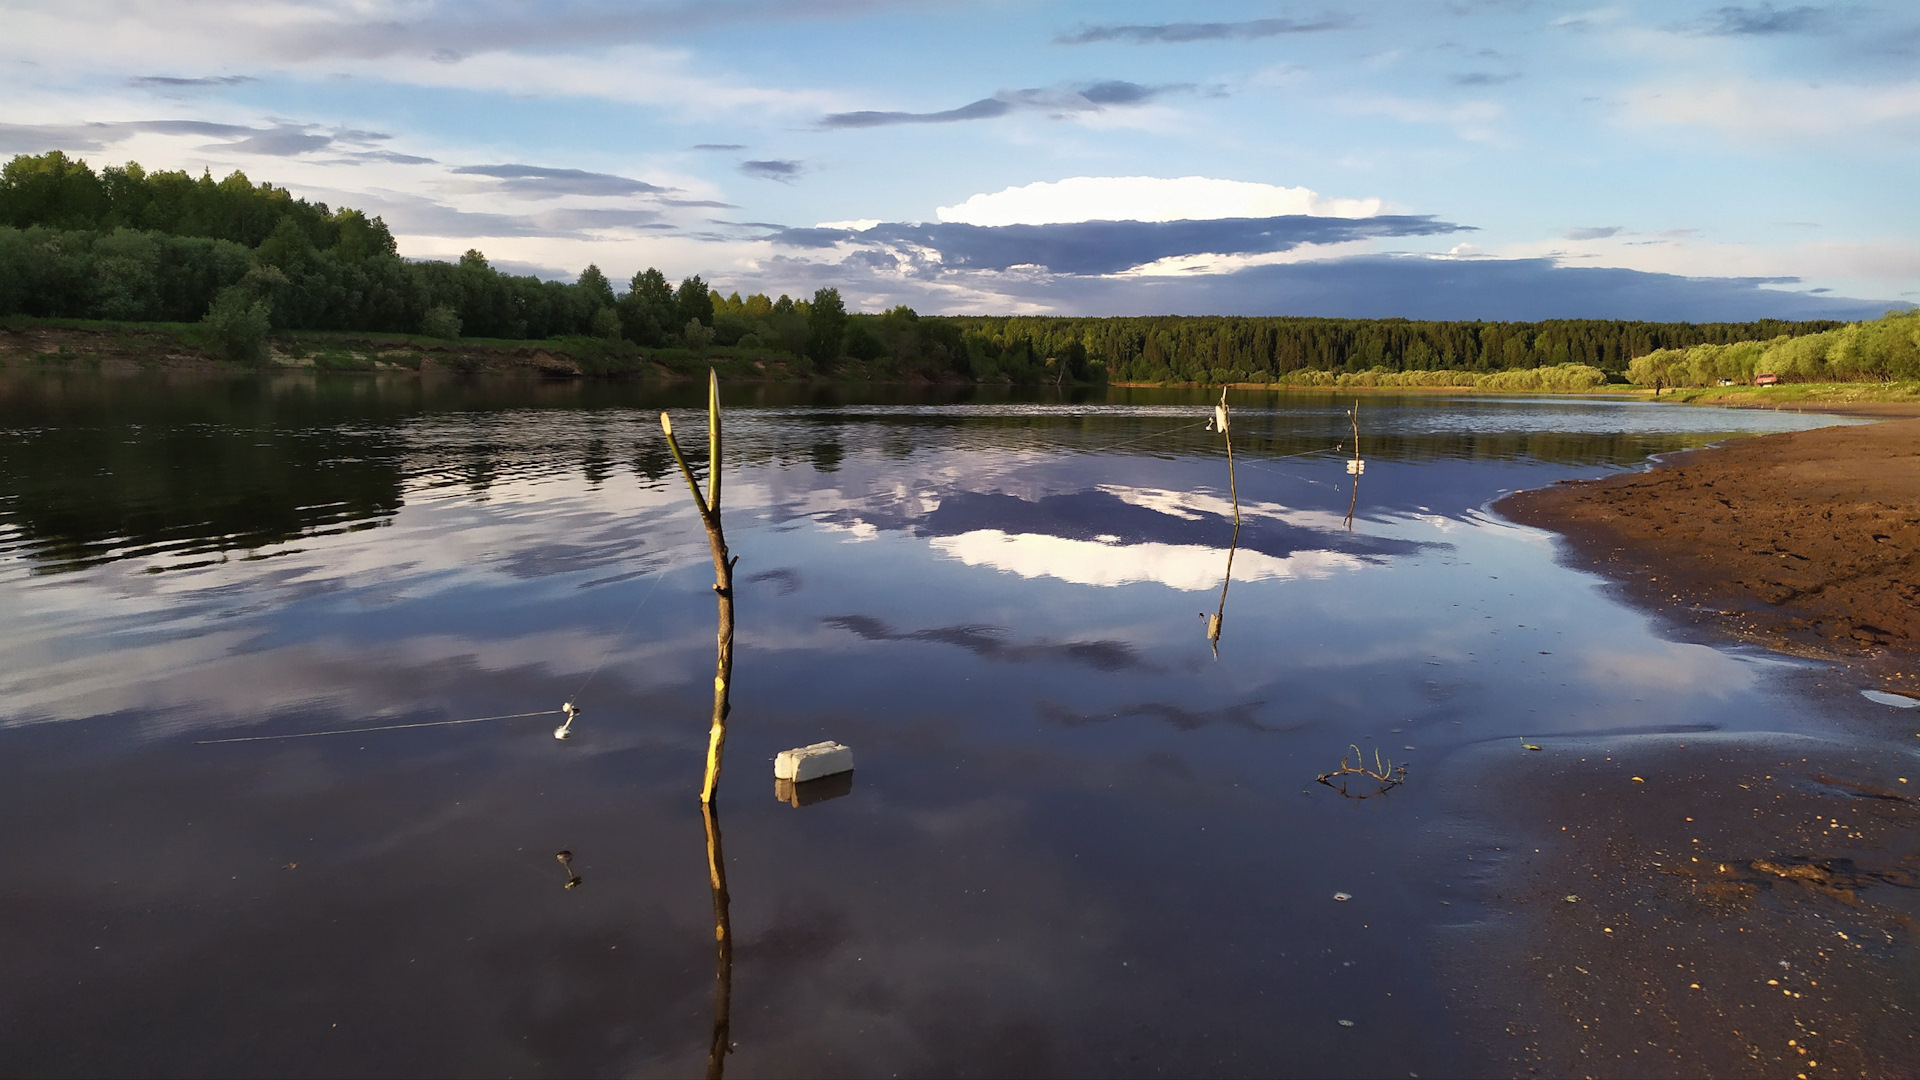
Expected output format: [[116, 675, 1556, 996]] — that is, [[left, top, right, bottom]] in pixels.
[[1435, 732, 1919, 1077], [1449, 407, 1920, 1077], [1498, 409, 1920, 685]]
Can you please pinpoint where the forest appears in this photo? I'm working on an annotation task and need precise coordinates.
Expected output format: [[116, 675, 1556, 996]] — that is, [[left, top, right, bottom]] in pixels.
[[0, 151, 1880, 384], [1626, 310, 1920, 387]]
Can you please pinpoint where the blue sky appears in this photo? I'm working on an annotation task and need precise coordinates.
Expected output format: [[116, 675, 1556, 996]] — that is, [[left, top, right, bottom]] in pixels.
[[3, 1, 1916, 319]]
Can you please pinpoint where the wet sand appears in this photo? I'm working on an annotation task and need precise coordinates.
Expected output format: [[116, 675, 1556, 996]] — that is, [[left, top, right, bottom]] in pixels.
[[1435, 732, 1919, 1077], [1496, 408, 1920, 685], [1454, 405, 1920, 1076]]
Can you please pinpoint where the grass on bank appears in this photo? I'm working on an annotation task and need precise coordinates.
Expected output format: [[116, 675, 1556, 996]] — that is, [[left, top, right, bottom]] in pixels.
[[1655, 380, 1920, 408]]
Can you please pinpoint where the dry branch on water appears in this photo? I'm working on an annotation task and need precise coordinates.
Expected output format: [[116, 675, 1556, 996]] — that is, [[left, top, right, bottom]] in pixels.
[[1316, 744, 1407, 799]]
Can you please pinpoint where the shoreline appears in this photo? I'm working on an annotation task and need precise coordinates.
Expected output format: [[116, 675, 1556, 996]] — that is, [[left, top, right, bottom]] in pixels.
[[1448, 402, 1920, 1073], [1494, 405, 1920, 684]]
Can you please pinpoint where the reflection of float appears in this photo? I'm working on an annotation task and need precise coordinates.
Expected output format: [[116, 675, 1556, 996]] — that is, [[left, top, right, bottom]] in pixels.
[[775, 772, 855, 807]]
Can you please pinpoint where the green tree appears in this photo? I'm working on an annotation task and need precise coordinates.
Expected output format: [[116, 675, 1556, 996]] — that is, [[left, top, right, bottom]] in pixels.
[[615, 267, 673, 346], [0, 151, 104, 229], [807, 286, 847, 368], [577, 264, 616, 310], [675, 274, 713, 330]]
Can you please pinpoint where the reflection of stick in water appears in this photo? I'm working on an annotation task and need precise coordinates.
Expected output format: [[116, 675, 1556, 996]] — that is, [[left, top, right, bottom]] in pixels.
[[1204, 387, 1242, 658], [1207, 521, 1239, 660], [701, 800, 733, 1080], [1343, 401, 1363, 531], [555, 849, 581, 890], [660, 370, 738, 804]]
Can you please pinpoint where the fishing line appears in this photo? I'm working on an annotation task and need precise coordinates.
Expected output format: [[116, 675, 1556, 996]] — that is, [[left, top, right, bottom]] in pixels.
[[1239, 442, 1346, 463], [566, 555, 685, 706], [1071, 418, 1211, 455], [198, 556, 687, 747], [195, 710, 563, 745]]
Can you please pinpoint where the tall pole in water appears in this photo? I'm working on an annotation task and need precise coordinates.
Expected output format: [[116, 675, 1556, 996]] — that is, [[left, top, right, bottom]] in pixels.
[[661, 369, 737, 804]]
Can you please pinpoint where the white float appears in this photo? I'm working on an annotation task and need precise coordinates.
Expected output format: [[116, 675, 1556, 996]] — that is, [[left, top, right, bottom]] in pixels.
[[775, 741, 854, 782]]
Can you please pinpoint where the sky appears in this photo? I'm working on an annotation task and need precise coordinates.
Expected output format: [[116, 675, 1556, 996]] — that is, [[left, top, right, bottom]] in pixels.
[[2, 0, 1916, 320]]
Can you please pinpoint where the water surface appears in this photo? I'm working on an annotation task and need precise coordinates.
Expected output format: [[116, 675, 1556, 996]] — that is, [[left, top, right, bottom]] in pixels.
[[0, 373, 1860, 1076]]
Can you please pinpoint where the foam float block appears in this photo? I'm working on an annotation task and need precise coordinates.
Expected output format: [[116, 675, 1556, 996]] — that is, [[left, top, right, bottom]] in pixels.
[[774, 741, 853, 782]]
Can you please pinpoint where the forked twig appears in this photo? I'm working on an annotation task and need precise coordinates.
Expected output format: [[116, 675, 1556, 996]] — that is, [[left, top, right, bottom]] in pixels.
[[1315, 743, 1407, 799]]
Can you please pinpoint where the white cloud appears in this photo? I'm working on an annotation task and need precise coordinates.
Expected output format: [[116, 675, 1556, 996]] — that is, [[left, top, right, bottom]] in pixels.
[[1496, 231, 1920, 288], [1111, 238, 1386, 278], [929, 530, 1366, 591], [934, 176, 1383, 227], [1620, 78, 1920, 141], [1339, 96, 1511, 146], [1, 6, 848, 119]]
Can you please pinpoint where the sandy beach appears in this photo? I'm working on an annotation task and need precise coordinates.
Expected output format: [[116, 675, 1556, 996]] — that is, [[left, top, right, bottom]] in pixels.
[[1497, 405, 1920, 686], [1455, 403, 1920, 1075]]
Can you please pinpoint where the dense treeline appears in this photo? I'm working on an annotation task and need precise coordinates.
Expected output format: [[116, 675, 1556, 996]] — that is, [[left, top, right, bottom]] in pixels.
[[0, 152, 1853, 382], [941, 314, 1841, 384], [1626, 310, 1920, 389]]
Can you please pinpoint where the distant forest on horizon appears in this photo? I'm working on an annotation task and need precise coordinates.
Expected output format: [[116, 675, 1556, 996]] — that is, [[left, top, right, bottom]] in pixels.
[[0, 151, 1853, 383]]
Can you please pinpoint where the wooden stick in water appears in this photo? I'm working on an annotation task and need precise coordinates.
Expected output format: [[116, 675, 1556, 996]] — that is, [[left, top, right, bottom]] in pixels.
[[660, 369, 737, 804], [1217, 386, 1240, 526]]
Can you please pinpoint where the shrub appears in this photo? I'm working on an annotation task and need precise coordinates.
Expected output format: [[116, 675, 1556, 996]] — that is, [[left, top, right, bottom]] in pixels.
[[201, 286, 270, 365], [419, 305, 462, 339]]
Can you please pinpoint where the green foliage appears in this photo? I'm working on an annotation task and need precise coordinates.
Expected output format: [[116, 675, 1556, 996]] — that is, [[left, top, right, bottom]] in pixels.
[[419, 305, 462, 339], [0, 151, 105, 229], [576, 264, 616, 311], [942, 314, 1838, 385], [1273, 363, 1606, 391], [675, 275, 713, 331], [558, 334, 645, 376], [683, 318, 713, 353], [1627, 310, 1920, 387], [0, 151, 397, 252], [200, 286, 271, 365], [807, 287, 848, 369]]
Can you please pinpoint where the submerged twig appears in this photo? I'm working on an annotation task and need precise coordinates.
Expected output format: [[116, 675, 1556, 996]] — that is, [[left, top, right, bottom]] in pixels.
[[1316, 743, 1407, 799], [661, 370, 737, 804]]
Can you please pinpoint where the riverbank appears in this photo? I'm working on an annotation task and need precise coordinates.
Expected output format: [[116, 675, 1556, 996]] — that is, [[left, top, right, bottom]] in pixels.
[[1461, 402, 1920, 1074], [1496, 405, 1920, 684]]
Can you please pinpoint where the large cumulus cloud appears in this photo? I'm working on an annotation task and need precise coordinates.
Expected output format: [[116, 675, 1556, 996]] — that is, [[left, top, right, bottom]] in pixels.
[[761, 214, 1470, 276]]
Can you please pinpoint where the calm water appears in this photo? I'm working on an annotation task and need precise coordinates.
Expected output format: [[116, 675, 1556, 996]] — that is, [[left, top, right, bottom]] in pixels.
[[0, 373, 1860, 1077]]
